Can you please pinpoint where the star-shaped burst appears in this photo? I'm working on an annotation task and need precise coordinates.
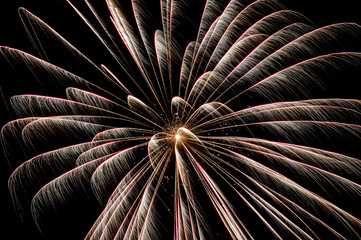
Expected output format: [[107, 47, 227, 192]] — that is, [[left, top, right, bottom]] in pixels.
[[2, 0, 361, 239]]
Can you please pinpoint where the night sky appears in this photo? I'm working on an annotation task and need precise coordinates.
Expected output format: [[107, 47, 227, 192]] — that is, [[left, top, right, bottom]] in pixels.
[[1, 0, 361, 239]]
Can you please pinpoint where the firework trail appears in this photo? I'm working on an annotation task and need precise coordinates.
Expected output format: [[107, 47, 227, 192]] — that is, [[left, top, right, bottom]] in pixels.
[[2, 0, 361, 239]]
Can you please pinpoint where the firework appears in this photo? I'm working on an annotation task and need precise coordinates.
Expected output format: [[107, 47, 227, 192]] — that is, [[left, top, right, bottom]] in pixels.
[[2, 0, 361, 239]]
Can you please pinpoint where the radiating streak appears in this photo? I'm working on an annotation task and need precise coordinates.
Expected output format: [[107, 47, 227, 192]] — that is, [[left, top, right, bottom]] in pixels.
[[195, 0, 231, 46], [199, 139, 361, 238], [185, 101, 233, 128], [8, 141, 92, 179], [183, 14, 223, 100], [204, 10, 311, 72], [174, 143, 208, 240], [160, 0, 174, 99], [107, 0, 147, 71], [199, 120, 361, 141], [92, 127, 156, 141], [238, 10, 311, 39], [1, 117, 39, 164], [80, 0, 155, 103], [108, 1, 169, 115], [30, 150, 124, 222], [186, 34, 267, 110], [180, 144, 253, 239], [127, 95, 166, 128], [249, 179, 348, 239], [194, 140, 345, 238], [193, 101, 361, 131], [86, 140, 171, 239], [191, 145, 309, 239], [212, 23, 361, 103], [90, 143, 149, 198], [66, 0, 133, 72], [206, 140, 361, 235], [85, 65, 132, 94], [0, 46, 131, 106], [227, 53, 361, 102], [21, 117, 108, 142], [83, 0, 136, 66], [171, 96, 194, 125], [19, 8, 49, 60], [202, 137, 361, 196], [113, 149, 171, 239], [188, 0, 232, 80], [178, 41, 196, 98], [76, 141, 129, 166], [66, 89, 161, 129], [18, 7, 122, 86], [194, 0, 284, 81], [155, 30, 171, 104], [131, 0, 171, 110], [194, 160, 252, 240], [177, 142, 253, 239], [137, 150, 172, 239], [66, 87, 127, 108], [191, 52, 361, 127], [175, 145, 208, 239], [11, 94, 135, 124], [186, 0, 262, 88], [203, 135, 361, 173], [200, 23, 315, 104], [12, 94, 167, 131], [87, 146, 151, 237], [86, 162, 150, 239], [204, 98, 361, 127], [8, 141, 93, 217]]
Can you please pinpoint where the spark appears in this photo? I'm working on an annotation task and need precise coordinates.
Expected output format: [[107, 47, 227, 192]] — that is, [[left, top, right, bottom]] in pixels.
[[175, 134, 180, 140]]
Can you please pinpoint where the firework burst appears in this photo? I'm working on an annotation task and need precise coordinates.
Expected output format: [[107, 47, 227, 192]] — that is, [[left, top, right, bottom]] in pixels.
[[2, 0, 361, 239]]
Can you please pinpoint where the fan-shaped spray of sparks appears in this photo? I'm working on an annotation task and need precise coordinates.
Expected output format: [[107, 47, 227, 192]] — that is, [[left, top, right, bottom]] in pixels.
[[2, 0, 361, 239]]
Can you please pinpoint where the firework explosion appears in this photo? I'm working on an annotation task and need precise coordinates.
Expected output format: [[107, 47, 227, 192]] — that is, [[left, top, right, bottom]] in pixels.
[[2, 0, 361, 239]]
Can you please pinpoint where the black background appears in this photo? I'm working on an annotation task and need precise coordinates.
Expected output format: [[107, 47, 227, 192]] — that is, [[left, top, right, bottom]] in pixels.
[[1, 0, 361, 239]]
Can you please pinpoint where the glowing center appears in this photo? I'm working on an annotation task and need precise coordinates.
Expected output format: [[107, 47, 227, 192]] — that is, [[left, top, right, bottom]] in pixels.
[[175, 134, 181, 140]]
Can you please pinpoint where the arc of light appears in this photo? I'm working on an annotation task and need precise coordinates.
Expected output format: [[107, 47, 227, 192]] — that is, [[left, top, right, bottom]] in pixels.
[[193, 100, 361, 131], [185, 34, 266, 112], [0, 47, 129, 107], [199, 139, 345, 238], [184, 0, 284, 95], [18, 7, 134, 98], [212, 24, 361, 103], [107, 0, 169, 116], [203, 137, 361, 197], [10, 94, 158, 129], [201, 139, 360, 238], [190, 143, 310, 239], [199, 22, 314, 105], [87, 138, 171, 239]]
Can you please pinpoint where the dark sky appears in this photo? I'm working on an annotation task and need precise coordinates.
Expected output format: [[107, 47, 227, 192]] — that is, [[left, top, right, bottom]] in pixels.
[[1, 0, 360, 239]]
